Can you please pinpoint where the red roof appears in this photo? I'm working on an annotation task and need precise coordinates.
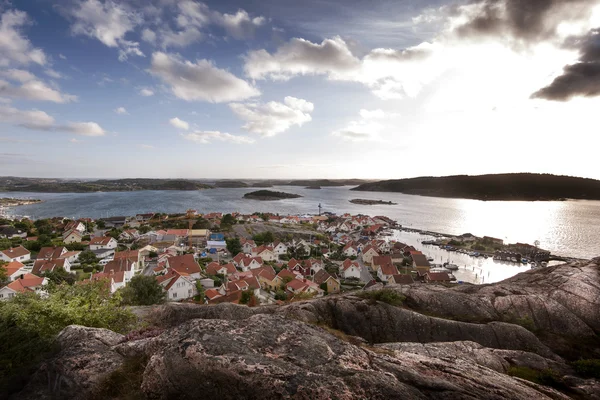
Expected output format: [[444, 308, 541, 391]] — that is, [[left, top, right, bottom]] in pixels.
[[1, 246, 30, 259], [342, 258, 359, 271], [286, 279, 308, 291], [89, 236, 114, 246], [6, 274, 44, 293], [3, 261, 25, 276], [167, 254, 201, 275], [389, 274, 414, 284], [426, 272, 451, 282], [32, 259, 67, 274], [205, 289, 221, 300], [372, 255, 393, 266], [38, 247, 66, 260], [103, 259, 134, 274], [165, 229, 189, 236], [379, 263, 399, 276]]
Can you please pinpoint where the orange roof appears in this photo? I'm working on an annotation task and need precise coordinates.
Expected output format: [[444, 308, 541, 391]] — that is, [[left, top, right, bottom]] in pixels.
[[167, 254, 201, 275], [3, 261, 25, 276], [1, 246, 30, 259], [6, 274, 44, 293], [38, 247, 66, 260], [32, 259, 67, 275], [205, 289, 221, 300], [342, 258, 359, 271], [89, 236, 114, 246]]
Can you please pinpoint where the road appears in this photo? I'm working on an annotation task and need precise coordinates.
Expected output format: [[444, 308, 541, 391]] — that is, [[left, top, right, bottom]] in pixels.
[[357, 257, 373, 283]]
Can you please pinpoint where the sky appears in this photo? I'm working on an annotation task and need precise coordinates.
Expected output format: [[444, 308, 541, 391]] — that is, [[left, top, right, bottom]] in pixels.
[[1, 0, 600, 180]]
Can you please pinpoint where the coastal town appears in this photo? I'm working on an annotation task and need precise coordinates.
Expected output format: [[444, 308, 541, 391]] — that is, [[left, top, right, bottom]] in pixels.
[[0, 207, 558, 305]]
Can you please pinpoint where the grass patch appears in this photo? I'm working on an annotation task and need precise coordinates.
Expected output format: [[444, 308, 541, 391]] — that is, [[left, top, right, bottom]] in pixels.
[[356, 289, 406, 306], [507, 366, 566, 390], [572, 359, 600, 379], [91, 355, 147, 400]]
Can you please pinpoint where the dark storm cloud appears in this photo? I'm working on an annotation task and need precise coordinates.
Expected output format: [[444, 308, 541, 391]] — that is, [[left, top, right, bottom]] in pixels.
[[455, 0, 593, 41], [532, 29, 600, 100]]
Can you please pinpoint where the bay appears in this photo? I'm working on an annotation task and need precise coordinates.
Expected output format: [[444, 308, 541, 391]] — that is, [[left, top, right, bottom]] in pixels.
[[2, 186, 600, 259]]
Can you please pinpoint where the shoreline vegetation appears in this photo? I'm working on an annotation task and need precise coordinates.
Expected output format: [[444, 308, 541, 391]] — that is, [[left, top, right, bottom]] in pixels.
[[351, 173, 600, 201], [0, 198, 42, 207], [243, 190, 303, 201], [350, 199, 397, 205], [0, 177, 371, 193]]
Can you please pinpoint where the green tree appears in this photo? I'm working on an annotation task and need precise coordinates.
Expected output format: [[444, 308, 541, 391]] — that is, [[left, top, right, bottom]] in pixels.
[[274, 290, 287, 301], [195, 280, 205, 301], [96, 220, 106, 229], [37, 234, 51, 246], [226, 237, 242, 255], [79, 250, 98, 265], [221, 213, 235, 227], [319, 282, 328, 295], [239, 290, 255, 305], [0, 239, 11, 251], [120, 275, 166, 306], [0, 261, 8, 287], [42, 267, 76, 285]]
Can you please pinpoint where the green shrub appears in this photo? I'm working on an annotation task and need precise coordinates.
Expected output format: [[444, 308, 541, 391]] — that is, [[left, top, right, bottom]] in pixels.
[[357, 289, 405, 306], [573, 359, 600, 379], [507, 366, 565, 389], [83, 266, 94, 273]]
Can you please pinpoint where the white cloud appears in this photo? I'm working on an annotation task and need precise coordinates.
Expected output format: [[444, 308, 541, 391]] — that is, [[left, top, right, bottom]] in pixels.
[[141, 28, 156, 43], [70, 138, 81, 143], [332, 109, 399, 142], [0, 79, 77, 103], [139, 144, 154, 149], [69, 0, 144, 61], [215, 10, 265, 40], [0, 9, 47, 67], [169, 117, 189, 130], [149, 51, 260, 103], [0, 69, 35, 83], [59, 53, 67, 60], [181, 131, 254, 144], [229, 96, 314, 137], [0, 105, 105, 136], [62, 121, 106, 136], [114, 106, 128, 115], [139, 87, 154, 96], [44, 68, 63, 79]]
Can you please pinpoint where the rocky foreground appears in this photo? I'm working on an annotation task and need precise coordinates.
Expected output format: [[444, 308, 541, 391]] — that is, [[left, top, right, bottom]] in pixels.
[[14, 260, 600, 399]]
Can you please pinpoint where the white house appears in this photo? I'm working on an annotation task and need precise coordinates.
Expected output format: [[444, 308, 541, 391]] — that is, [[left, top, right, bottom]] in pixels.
[[241, 239, 257, 254], [0, 274, 48, 301], [89, 271, 127, 293], [361, 245, 380, 264], [341, 259, 362, 280], [252, 246, 276, 262], [64, 220, 86, 234], [377, 263, 399, 282], [342, 244, 358, 258], [89, 236, 118, 251], [157, 270, 197, 301], [32, 258, 72, 275], [63, 229, 83, 244], [103, 259, 136, 284], [0, 246, 31, 263], [271, 241, 288, 256], [2, 261, 28, 281], [59, 251, 82, 264], [238, 257, 263, 271]]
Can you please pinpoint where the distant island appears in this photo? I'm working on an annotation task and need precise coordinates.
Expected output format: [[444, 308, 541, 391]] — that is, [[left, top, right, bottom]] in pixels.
[[0, 198, 42, 207], [288, 179, 370, 187], [351, 173, 600, 201], [350, 199, 397, 205], [306, 186, 321, 190], [243, 190, 302, 201], [213, 180, 249, 188], [0, 177, 213, 193]]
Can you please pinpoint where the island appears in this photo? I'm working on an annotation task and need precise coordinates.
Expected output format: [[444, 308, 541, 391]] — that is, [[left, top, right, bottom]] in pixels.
[[350, 199, 397, 205], [213, 180, 249, 188], [351, 173, 600, 201], [287, 179, 371, 187], [0, 198, 42, 207], [243, 190, 302, 201], [0, 177, 214, 193], [305, 186, 321, 190]]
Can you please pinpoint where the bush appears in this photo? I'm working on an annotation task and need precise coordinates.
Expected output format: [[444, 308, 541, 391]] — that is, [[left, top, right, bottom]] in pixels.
[[573, 359, 600, 379], [507, 366, 565, 389], [357, 289, 405, 306], [83, 266, 94, 273], [120, 275, 166, 306]]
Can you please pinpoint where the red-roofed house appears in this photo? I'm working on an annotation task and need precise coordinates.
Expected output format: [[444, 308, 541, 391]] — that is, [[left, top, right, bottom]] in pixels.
[[62, 229, 83, 244], [0, 274, 47, 300], [0, 246, 31, 263], [89, 271, 126, 293], [89, 236, 118, 251], [166, 254, 201, 279], [361, 245, 380, 264], [388, 274, 415, 285], [342, 243, 358, 257], [252, 245, 276, 261], [32, 258, 71, 274], [341, 259, 361, 280], [238, 257, 263, 272], [38, 246, 67, 260], [240, 238, 257, 254], [157, 269, 197, 301], [206, 262, 236, 276], [377, 263, 399, 282], [232, 252, 249, 267], [425, 271, 452, 283], [103, 259, 135, 284], [313, 270, 340, 294], [272, 241, 288, 256], [2, 261, 28, 281], [371, 255, 393, 271]]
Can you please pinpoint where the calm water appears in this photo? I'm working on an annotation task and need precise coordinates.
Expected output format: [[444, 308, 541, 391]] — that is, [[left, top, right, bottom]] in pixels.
[[3, 186, 600, 259]]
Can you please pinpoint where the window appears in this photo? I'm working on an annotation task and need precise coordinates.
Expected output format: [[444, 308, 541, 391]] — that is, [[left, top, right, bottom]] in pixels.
[[0, 294, 3, 298], [172, 292, 177, 298], [8, 293, 14, 298]]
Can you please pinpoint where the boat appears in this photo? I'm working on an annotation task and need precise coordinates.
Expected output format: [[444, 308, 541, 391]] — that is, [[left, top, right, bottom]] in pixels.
[[427, 257, 434, 262], [443, 263, 459, 270], [511, 257, 518, 263]]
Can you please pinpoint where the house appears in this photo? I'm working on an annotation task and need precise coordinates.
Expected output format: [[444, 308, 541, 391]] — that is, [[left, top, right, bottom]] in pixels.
[[341, 259, 362, 280], [272, 269, 296, 289], [37, 246, 67, 260], [240, 239, 257, 254], [0, 246, 31, 263], [119, 229, 140, 241], [0, 274, 47, 300], [412, 254, 431, 274], [271, 241, 288, 256], [252, 245, 276, 262], [60, 251, 82, 264], [425, 271, 452, 283], [304, 258, 323, 275], [232, 252, 249, 267], [342, 243, 358, 257], [0, 225, 27, 239], [64, 220, 86, 234], [166, 254, 202, 279], [101, 216, 128, 228], [377, 263, 399, 282], [114, 249, 144, 271], [103, 259, 135, 284], [2, 261, 28, 281], [313, 270, 340, 294], [388, 274, 415, 285], [228, 276, 261, 297], [135, 213, 155, 223], [91, 248, 115, 260], [288, 258, 310, 277], [89, 271, 126, 293], [163, 229, 189, 242], [32, 258, 71, 274], [483, 236, 504, 246], [62, 229, 83, 244], [206, 262, 236, 276], [371, 255, 393, 272], [157, 269, 197, 301], [238, 257, 263, 272], [89, 236, 118, 251], [459, 233, 477, 243], [204, 288, 222, 302], [361, 245, 379, 264]]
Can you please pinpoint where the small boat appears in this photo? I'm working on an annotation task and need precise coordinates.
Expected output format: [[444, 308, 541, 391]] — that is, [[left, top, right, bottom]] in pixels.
[[444, 263, 459, 270], [427, 257, 434, 262], [511, 257, 517, 263]]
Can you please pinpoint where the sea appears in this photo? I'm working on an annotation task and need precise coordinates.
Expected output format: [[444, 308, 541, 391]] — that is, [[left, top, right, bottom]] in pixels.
[[2, 186, 600, 260]]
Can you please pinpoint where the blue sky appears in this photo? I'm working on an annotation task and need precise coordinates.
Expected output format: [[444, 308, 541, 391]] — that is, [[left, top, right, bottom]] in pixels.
[[1, 0, 600, 179]]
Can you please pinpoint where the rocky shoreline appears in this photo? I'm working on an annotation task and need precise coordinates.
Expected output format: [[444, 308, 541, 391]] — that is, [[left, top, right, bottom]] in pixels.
[[0, 197, 42, 207], [243, 190, 302, 201]]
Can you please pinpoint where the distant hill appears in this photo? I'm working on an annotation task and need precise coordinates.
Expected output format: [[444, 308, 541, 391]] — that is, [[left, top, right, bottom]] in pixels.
[[351, 173, 600, 201], [0, 177, 213, 193], [243, 190, 302, 201], [287, 179, 371, 187], [214, 180, 249, 188]]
